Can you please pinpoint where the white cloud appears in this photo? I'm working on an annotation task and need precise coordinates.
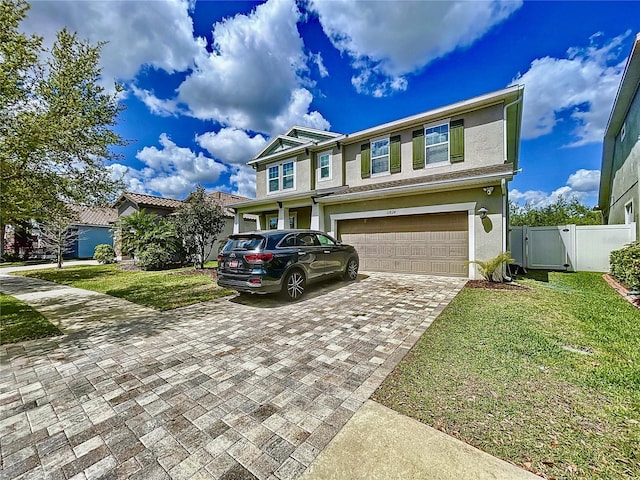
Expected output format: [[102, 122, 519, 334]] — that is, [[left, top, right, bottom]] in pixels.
[[511, 169, 601, 208], [196, 128, 267, 165], [131, 86, 180, 117], [20, 0, 204, 87], [230, 165, 257, 199], [124, 134, 228, 198], [567, 169, 601, 192], [176, 0, 329, 134], [513, 32, 629, 145], [311, 0, 522, 96]]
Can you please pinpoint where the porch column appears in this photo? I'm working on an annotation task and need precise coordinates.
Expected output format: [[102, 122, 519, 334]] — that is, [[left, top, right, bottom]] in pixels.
[[233, 213, 240, 234], [255, 214, 262, 231], [310, 202, 324, 231], [277, 205, 289, 229]]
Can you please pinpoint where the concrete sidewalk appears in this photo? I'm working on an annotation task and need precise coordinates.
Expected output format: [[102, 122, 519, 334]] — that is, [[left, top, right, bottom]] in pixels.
[[0, 259, 99, 275], [301, 400, 542, 480], [0, 270, 157, 333]]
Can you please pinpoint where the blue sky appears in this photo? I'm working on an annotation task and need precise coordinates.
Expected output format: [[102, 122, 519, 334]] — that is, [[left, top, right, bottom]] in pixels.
[[21, 0, 640, 205]]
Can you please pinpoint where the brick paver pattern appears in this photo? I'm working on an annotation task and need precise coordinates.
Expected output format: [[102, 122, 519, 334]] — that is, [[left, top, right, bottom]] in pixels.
[[1, 272, 465, 479]]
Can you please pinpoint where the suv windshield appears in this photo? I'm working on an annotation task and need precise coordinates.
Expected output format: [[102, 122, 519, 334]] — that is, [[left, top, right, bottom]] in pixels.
[[221, 236, 264, 252]]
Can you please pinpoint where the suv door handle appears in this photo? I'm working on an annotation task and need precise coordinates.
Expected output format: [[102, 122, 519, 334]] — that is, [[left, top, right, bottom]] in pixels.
[[323, 250, 331, 254]]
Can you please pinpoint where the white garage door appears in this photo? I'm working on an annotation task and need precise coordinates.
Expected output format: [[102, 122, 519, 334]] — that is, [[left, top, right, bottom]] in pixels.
[[338, 212, 468, 277]]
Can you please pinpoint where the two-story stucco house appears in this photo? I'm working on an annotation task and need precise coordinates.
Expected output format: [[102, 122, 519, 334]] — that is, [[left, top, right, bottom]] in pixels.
[[231, 85, 524, 279], [599, 32, 640, 240]]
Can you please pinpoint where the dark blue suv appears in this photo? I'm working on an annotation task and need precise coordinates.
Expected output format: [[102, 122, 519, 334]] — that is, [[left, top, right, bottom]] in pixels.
[[217, 230, 359, 301]]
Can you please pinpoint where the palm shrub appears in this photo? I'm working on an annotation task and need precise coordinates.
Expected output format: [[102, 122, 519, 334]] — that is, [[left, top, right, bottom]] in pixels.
[[610, 241, 640, 290], [93, 244, 115, 264], [467, 252, 515, 282]]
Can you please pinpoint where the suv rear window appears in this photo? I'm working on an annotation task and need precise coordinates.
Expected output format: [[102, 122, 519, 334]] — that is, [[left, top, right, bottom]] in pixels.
[[221, 236, 265, 252]]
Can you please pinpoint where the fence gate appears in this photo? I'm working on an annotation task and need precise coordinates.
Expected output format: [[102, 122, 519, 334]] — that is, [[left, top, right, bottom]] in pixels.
[[509, 223, 636, 272]]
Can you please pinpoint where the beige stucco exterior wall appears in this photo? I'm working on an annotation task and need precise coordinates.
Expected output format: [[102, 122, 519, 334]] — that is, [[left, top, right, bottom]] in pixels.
[[321, 186, 505, 271], [255, 151, 314, 198], [344, 104, 504, 189], [608, 140, 639, 237]]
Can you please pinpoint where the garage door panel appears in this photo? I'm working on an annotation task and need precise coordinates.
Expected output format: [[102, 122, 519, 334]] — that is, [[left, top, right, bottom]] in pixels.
[[339, 212, 468, 277]]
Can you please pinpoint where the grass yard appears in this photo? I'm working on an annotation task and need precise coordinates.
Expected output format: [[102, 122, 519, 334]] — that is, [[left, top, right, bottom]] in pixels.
[[1, 293, 62, 344], [374, 272, 640, 480], [15, 264, 233, 311]]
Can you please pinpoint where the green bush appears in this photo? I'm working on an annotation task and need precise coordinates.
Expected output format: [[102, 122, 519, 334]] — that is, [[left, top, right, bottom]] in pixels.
[[93, 244, 115, 264], [610, 241, 640, 290], [467, 252, 515, 282], [137, 244, 173, 271]]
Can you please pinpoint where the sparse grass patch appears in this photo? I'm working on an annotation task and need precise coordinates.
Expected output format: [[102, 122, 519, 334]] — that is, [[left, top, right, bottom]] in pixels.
[[374, 272, 640, 480], [1, 293, 61, 344], [15, 264, 233, 310]]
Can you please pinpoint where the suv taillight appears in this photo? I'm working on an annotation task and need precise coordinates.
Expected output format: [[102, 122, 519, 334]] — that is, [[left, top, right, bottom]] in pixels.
[[244, 253, 274, 264]]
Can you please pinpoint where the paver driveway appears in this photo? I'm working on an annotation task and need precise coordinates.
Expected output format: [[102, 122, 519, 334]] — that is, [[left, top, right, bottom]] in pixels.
[[1, 272, 465, 480]]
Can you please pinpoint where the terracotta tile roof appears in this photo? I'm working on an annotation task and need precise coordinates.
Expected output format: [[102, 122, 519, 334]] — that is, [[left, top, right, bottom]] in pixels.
[[205, 191, 252, 207], [341, 164, 514, 195], [204, 191, 257, 220], [117, 192, 184, 209], [68, 205, 118, 226]]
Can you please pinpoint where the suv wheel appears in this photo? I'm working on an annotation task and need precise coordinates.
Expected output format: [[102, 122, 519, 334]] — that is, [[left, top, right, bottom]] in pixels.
[[343, 258, 359, 281], [282, 270, 305, 301]]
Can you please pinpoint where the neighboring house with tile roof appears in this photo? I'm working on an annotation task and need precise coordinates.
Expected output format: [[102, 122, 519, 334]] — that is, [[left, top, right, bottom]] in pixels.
[[113, 192, 185, 217], [65, 205, 118, 258], [112, 190, 256, 261], [230, 86, 525, 279]]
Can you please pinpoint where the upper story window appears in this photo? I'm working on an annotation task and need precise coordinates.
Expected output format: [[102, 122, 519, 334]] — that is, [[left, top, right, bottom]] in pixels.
[[267, 159, 295, 194], [425, 123, 449, 165], [318, 151, 331, 181], [370, 137, 390, 175]]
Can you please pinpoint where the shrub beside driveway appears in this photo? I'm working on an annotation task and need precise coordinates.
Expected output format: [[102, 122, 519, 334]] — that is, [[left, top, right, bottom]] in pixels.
[[14, 264, 233, 311], [374, 271, 640, 480]]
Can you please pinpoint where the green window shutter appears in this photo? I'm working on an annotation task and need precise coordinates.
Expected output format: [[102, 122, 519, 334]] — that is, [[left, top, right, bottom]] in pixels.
[[412, 129, 425, 169], [360, 143, 371, 178], [450, 119, 464, 163], [390, 135, 401, 173]]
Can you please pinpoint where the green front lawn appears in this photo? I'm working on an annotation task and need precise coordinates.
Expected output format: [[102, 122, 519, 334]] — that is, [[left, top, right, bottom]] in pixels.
[[15, 264, 233, 311], [374, 272, 640, 480], [1, 293, 62, 344]]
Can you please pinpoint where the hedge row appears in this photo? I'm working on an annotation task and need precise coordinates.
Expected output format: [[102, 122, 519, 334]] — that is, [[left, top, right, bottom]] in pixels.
[[610, 241, 640, 291]]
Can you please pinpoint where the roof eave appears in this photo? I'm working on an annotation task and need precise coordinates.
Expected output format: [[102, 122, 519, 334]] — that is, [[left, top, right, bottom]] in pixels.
[[318, 171, 514, 205]]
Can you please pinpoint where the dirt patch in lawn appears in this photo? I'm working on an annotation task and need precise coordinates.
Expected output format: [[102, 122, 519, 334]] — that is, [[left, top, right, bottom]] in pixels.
[[172, 268, 218, 280], [465, 280, 529, 290]]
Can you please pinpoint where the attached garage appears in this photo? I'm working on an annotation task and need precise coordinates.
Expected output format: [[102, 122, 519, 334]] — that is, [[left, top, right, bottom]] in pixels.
[[338, 212, 469, 277]]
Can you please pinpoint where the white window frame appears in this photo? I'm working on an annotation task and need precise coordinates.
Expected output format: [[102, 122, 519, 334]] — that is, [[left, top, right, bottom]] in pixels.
[[317, 150, 332, 182], [370, 136, 390, 177], [266, 212, 297, 230], [266, 159, 296, 194], [266, 214, 278, 230], [424, 120, 450, 167], [625, 200, 634, 224]]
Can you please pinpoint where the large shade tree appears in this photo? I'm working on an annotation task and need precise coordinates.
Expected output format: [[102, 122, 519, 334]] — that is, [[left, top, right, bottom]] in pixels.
[[1, 0, 126, 255]]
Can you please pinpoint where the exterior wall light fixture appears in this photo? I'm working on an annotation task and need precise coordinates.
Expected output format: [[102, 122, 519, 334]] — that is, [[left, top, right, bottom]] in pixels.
[[478, 207, 488, 219]]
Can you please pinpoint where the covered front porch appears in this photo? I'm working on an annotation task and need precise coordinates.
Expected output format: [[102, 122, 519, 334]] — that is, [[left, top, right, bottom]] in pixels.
[[230, 190, 340, 233]]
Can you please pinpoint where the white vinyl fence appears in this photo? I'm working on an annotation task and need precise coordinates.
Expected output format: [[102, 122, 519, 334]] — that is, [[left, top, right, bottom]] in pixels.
[[510, 223, 637, 272]]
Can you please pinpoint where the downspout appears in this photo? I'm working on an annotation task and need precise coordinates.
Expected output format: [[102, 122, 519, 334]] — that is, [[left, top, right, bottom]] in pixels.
[[503, 94, 523, 163], [502, 178, 512, 282]]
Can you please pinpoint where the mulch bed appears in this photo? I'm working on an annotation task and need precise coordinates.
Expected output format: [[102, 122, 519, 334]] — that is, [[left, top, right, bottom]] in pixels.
[[465, 280, 529, 290], [172, 268, 218, 280], [603, 274, 640, 309]]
